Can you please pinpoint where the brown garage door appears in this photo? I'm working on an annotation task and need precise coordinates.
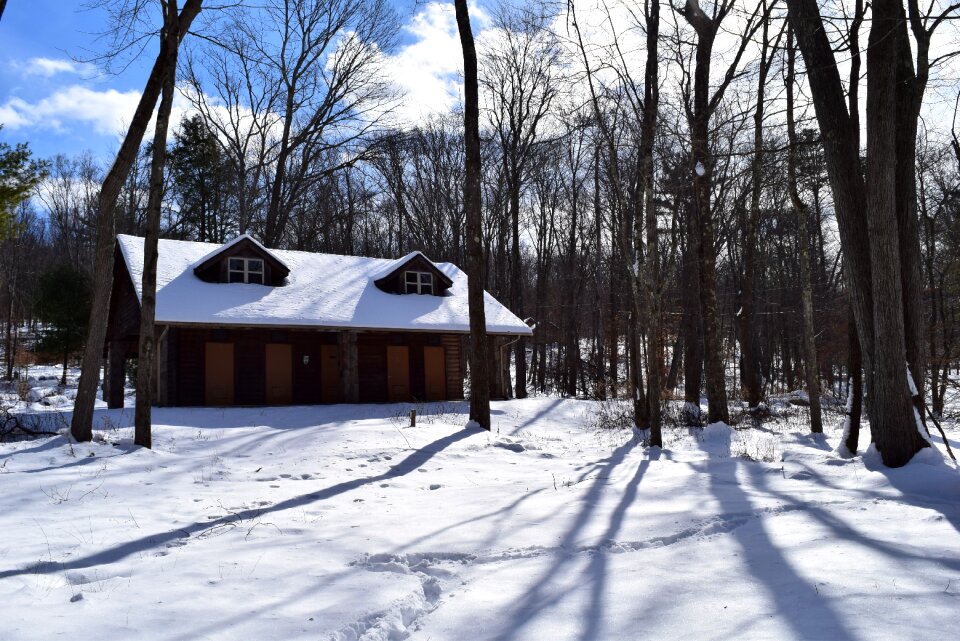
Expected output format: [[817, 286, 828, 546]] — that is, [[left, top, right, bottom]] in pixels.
[[205, 342, 234, 406], [265, 343, 293, 405], [387, 345, 410, 402], [321, 344, 342, 403], [424, 346, 446, 401]]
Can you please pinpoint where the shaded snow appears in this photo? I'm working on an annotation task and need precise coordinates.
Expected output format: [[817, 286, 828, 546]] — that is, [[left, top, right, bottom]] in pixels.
[[1, 397, 958, 640]]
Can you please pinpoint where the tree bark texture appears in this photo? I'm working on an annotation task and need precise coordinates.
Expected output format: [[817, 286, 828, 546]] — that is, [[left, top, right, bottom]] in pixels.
[[455, 0, 490, 429], [135, 0, 181, 449]]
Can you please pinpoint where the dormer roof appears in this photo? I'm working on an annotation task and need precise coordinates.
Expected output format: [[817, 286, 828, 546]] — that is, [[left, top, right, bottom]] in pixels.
[[191, 234, 290, 285], [372, 250, 454, 295]]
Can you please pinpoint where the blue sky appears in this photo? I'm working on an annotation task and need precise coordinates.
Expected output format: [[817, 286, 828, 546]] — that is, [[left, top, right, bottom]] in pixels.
[[0, 0, 482, 162]]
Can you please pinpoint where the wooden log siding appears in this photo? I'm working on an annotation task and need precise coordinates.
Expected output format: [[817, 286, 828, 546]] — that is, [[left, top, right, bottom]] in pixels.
[[106, 247, 142, 344], [442, 335, 465, 400], [358, 333, 388, 403]]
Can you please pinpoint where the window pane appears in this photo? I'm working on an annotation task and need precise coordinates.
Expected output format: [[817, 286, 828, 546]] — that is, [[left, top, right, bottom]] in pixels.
[[229, 258, 244, 270], [247, 259, 263, 273], [421, 273, 433, 285], [229, 271, 244, 283], [405, 272, 417, 283], [422, 283, 433, 295], [248, 272, 264, 285]]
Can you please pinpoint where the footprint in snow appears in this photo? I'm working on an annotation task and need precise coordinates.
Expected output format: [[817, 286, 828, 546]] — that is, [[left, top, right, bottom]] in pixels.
[[429, 484, 441, 490]]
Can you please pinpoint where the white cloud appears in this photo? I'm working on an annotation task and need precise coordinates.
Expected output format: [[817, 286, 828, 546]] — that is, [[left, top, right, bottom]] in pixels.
[[386, 3, 463, 123], [19, 57, 91, 77], [0, 84, 142, 136], [383, 1, 493, 126]]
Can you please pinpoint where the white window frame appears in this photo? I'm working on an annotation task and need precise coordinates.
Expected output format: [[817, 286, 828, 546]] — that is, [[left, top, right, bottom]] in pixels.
[[228, 257, 265, 284], [404, 270, 434, 295]]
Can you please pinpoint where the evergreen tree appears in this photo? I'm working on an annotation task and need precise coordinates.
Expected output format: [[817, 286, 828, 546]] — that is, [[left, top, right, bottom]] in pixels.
[[169, 114, 234, 242], [0, 130, 49, 239], [35, 265, 91, 385]]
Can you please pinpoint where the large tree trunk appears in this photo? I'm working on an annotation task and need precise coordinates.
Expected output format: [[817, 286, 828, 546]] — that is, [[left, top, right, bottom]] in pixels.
[[135, 0, 181, 449], [70, 0, 203, 442], [864, 0, 928, 464], [455, 0, 490, 429], [684, 3, 729, 425]]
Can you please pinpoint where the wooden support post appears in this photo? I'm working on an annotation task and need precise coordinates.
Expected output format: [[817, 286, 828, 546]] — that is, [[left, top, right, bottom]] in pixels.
[[489, 337, 505, 400], [100, 354, 110, 404], [107, 341, 125, 409], [410, 409, 416, 427], [340, 331, 359, 402], [156, 326, 169, 406]]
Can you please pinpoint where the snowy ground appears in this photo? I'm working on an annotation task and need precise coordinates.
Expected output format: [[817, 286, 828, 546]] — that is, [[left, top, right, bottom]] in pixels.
[[1, 393, 958, 641]]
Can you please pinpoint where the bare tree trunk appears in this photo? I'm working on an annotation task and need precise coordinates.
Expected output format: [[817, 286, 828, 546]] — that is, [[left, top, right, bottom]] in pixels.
[[70, 0, 203, 442], [682, 213, 703, 424], [642, 0, 662, 446], [787, 32, 822, 433], [864, 0, 928, 464], [455, 0, 490, 429], [135, 0, 181, 449]]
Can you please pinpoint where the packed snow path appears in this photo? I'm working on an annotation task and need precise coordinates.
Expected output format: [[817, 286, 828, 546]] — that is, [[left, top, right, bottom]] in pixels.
[[0, 398, 958, 640]]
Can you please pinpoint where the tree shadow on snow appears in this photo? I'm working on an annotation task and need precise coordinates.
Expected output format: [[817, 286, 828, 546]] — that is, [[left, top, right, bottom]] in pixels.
[[690, 426, 856, 640], [0, 427, 478, 580], [489, 434, 644, 641]]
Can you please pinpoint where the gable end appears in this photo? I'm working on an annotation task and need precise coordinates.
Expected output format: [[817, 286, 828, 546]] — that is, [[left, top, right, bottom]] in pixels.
[[192, 237, 290, 286], [374, 253, 454, 296]]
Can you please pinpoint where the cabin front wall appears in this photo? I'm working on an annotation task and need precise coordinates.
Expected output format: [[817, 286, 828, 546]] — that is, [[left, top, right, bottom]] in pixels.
[[162, 326, 465, 407]]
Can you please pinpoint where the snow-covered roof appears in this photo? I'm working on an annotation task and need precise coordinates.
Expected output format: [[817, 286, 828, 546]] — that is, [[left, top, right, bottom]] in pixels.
[[117, 235, 532, 335]]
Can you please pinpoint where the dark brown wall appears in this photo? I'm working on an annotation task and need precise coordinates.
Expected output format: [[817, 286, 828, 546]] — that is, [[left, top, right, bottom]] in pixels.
[[106, 247, 142, 343], [171, 327, 465, 407]]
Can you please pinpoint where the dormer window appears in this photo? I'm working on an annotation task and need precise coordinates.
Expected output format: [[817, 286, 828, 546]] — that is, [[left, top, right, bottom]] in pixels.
[[405, 271, 433, 295], [229, 257, 264, 284]]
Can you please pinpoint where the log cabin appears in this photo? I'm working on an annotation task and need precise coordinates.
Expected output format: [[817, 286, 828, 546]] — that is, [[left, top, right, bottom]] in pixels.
[[104, 234, 532, 407]]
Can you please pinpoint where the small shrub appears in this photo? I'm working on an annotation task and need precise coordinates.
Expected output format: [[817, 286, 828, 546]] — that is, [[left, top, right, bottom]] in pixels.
[[591, 399, 635, 430]]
